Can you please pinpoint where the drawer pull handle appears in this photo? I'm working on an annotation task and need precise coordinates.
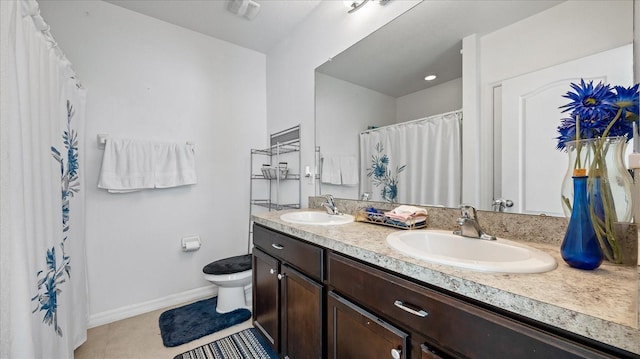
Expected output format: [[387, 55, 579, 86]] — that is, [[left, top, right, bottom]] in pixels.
[[277, 273, 286, 280], [269, 268, 276, 275], [390, 348, 402, 359], [272, 243, 284, 250], [394, 300, 428, 317]]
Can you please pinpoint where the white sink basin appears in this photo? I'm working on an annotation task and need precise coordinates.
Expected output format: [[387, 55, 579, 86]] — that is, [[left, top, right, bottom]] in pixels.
[[386, 230, 557, 273], [280, 211, 355, 225]]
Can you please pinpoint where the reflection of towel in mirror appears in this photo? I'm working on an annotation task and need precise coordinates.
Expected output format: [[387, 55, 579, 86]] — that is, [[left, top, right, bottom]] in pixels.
[[339, 156, 358, 185], [98, 139, 197, 193], [321, 155, 358, 185], [321, 156, 341, 185]]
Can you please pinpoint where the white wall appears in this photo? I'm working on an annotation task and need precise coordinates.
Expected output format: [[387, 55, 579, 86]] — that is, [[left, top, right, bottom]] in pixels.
[[39, 1, 267, 325], [396, 77, 462, 123], [266, 0, 422, 207], [462, 0, 634, 210], [315, 73, 396, 199]]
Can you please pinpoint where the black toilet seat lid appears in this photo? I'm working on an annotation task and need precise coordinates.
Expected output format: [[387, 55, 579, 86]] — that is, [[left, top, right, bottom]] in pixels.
[[203, 254, 252, 275]]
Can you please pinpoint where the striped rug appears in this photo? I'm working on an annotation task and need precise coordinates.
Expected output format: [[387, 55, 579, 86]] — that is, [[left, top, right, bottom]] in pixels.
[[173, 328, 279, 359]]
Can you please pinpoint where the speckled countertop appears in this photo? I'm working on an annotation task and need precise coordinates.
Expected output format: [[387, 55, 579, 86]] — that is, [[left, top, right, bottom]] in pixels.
[[252, 205, 639, 355]]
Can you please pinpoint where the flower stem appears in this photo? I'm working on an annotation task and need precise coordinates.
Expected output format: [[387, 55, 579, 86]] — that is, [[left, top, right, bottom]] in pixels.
[[588, 138, 622, 263], [601, 108, 623, 138], [575, 115, 582, 169]]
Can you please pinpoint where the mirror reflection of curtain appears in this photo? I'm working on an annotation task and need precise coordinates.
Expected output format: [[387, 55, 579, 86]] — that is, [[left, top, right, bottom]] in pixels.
[[360, 111, 462, 206]]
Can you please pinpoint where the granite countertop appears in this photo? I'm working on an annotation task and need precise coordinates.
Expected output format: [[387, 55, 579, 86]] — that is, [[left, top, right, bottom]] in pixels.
[[252, 209, 640, 355]]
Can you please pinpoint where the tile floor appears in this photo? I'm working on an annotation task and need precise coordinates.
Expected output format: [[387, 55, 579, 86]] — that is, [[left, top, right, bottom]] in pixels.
[[74, 302, 253, 359]]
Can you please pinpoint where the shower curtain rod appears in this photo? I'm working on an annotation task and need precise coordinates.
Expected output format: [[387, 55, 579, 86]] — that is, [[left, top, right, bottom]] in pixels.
[[360, 108, 462, 135], [21, 0, 83, 89]]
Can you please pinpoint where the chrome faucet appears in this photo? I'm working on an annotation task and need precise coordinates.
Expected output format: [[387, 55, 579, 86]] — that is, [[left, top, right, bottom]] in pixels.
[[454, 205, 496, 240], [321, 195, 341, 215], [492, 199, 514, 212]]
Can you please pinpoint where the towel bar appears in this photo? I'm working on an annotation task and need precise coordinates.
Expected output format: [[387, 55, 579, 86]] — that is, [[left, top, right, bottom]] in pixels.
[[97, 134, 194, 149]]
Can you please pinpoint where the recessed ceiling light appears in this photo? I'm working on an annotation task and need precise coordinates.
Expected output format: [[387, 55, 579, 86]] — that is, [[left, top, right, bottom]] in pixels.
[[424, 75, 437, 81]]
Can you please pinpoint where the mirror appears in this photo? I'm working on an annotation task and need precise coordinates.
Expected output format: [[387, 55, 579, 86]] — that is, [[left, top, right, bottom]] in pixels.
[[315, 0, 634, 214]]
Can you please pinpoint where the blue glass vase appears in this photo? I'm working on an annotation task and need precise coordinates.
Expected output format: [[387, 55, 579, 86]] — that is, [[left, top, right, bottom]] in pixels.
[[561, 175, 603, 270]]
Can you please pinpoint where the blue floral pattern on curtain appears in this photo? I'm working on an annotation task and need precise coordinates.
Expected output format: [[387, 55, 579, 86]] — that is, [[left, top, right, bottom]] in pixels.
[[366, 142, 406, 202], [31, 100, 79, 337]]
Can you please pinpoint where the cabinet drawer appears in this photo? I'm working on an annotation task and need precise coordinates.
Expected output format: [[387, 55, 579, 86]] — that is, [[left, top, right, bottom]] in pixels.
[[328, 291, 408, 359], [327, 252, 612, 359], [253, 224, 323, 281]]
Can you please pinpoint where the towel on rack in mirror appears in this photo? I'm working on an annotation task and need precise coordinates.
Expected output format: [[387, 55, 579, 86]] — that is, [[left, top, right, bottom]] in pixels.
[[98, 139, 197, 193], [321, 155, 358, 185], [339, 156, 358, 185]]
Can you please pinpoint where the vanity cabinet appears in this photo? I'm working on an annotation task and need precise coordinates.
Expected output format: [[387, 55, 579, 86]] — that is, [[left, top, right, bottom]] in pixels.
[[328, 290, 409, 359], [327, 251, 615, 359], [252, 224, 324, 359]]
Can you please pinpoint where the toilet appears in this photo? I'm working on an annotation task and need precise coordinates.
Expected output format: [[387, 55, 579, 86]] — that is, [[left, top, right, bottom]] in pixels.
[[202, 254, 253, 313]]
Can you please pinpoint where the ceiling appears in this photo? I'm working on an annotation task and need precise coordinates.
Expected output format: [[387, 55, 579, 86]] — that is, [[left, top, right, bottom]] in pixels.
[[317, 0, 563, 98], [103, 0, 563, 98], [103, 0, 322, 53]]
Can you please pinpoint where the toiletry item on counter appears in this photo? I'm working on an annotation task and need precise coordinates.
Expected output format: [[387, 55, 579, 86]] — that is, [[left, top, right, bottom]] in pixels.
[[359, 205, 428, 229], [384, 205, 428, 225]]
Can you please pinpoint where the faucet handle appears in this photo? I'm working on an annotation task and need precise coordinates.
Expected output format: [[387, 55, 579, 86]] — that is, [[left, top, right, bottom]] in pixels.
[[459, 205, 477, 219]]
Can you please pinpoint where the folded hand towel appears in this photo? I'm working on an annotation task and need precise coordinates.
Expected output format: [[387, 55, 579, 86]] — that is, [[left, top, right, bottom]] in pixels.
[[98, 139, 197, 193], [384, 205, 428, 222]]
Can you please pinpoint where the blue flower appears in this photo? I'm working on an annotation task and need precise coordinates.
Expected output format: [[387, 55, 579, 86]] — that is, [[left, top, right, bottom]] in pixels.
[[366, 142, 406, 202], [613, 84, 639, 123], [33, 99, 78, 337], [382, 180, 398, 202], [556, 117, 579, 151], [560, 79, 617, 125], [372, 161, 386, 179], [557, 80, 637, 150]]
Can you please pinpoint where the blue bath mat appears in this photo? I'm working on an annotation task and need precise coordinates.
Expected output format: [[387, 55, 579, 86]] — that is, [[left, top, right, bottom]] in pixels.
[[173, 328, 278, 359], [159, 297, 252, 347]]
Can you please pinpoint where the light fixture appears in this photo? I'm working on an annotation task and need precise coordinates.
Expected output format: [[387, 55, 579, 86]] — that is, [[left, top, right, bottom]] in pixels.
[[227, 0, 261, 20], [344, 0, 390, 14], [344, 0, 369, 13], [424, 74, 437, 81]]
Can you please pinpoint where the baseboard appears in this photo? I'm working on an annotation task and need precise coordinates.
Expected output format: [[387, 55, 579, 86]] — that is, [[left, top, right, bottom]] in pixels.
[[88, 285, 217, 328]]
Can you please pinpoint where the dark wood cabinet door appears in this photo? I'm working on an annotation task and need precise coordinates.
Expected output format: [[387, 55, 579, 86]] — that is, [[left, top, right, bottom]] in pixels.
[[281, 264, 323, 359], [328, 291, 409, 359], [252, 248, 280, 352], [253, 223, 324, 281], [420, 344, 444, 359], [328, 252, 615, 359]]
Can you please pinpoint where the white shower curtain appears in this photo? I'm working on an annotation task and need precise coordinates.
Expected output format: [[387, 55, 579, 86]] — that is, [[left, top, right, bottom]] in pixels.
[[1, 1, 87, 358], [360, 111, 462, 207]]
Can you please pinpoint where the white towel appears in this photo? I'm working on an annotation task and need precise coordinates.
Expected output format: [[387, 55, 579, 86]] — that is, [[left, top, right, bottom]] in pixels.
[[384, 205, 428, 224], [153, 142, 197, 188], [339, 156, 358, 185], [98, 139, 197, 193], [321, 156, 342, 185]]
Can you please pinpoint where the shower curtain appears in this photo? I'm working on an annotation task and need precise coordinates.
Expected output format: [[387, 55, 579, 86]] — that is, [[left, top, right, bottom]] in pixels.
[[1, 1, 87, 358], [360, 110, 462, 207]]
